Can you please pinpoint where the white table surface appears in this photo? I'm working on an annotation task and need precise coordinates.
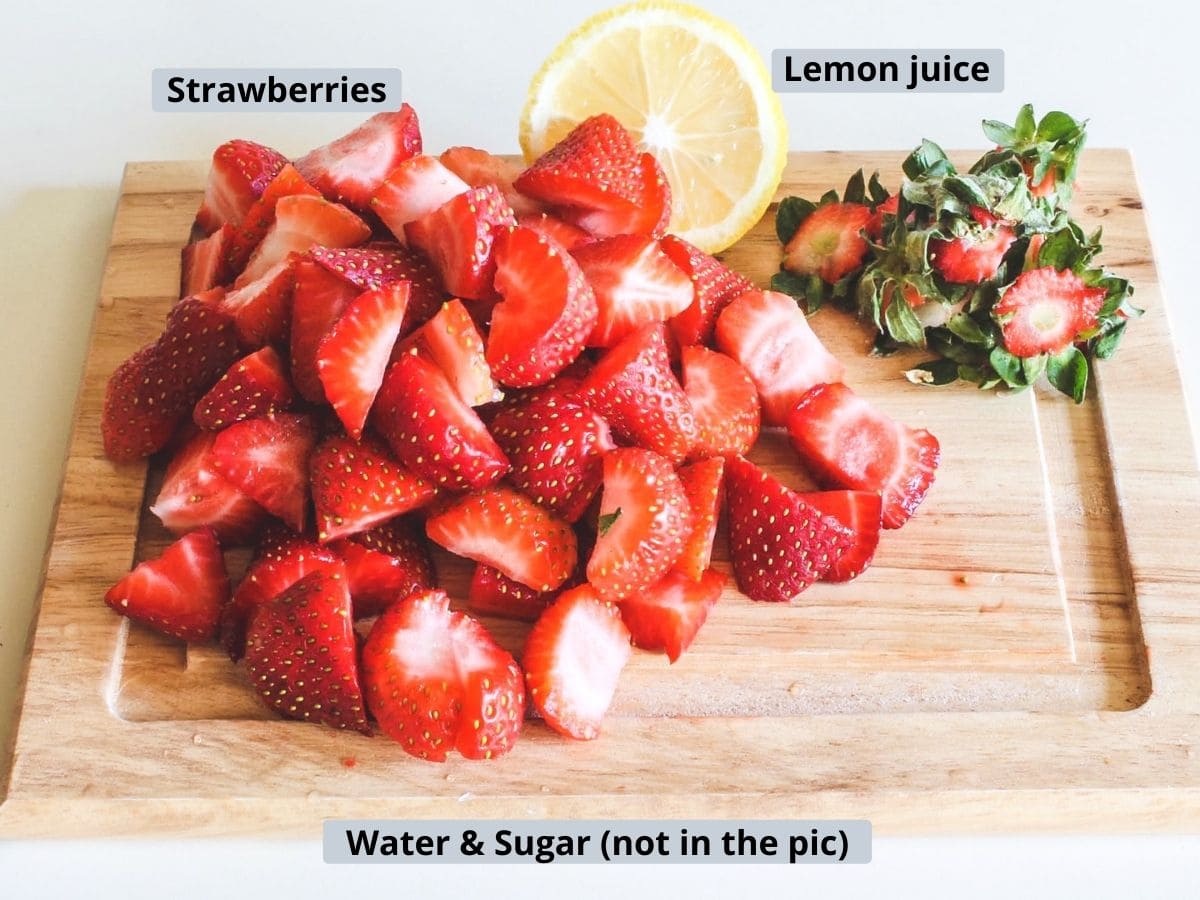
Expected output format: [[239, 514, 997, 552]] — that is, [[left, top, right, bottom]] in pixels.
[[2, 0, 1198, 894]]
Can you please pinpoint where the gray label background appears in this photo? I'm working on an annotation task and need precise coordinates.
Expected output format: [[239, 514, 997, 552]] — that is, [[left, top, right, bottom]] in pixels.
[[152, 68, 402, 111], [772, 49, 1003, 92]]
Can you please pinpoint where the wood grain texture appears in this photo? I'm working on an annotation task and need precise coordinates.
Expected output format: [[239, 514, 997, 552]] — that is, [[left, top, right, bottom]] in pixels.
[[2, 149, 1197, 837]]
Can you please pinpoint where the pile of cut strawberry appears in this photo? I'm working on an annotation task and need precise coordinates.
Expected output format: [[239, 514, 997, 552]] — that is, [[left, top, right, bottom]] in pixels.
[[101, 105, 939, 761]]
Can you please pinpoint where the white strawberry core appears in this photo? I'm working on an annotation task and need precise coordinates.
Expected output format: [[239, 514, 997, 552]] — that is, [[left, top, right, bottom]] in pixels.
[[555, 603, 631, 723], [1029, 300, 1065, 334]]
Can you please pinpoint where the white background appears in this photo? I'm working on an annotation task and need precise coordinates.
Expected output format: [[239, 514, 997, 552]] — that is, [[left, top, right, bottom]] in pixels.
[[2, 0, 1198, 894]]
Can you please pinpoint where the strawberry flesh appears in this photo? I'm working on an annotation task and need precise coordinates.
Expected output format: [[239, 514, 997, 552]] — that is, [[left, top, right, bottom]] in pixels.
[[929, 206, 1017, 284], [240, 194, 370, 284], [194, 346, 294, 430], [798, 490, 883, 582], [619, 568, 725, 663], [468, 564, 561, 622], [195, 139, 287, 234], [406, 185, 516, 300], [371, 155, 469, 241], [993, 265, 1106, 358], [662, 234, 754, 346], [402, 298, 498, 406], [676, 457, 724, 581], [440, 146, 543, 216], [218, 255, 297, 350], [309, 243, 446, 337], [782, 202, 872, 283], [180, 224, 234, 296], [680, 346, 760, 459], [289, 258, 361, 403], [515, 114, 645, 214], [333, 516, 436, 618], [211, 412, 318, 532]]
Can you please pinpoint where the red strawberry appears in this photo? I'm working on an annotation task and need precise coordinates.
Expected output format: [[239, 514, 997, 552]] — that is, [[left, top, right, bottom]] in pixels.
[[782, 202, 872, 283], [333, 517, 435, 618], [620, 568, 725, 662], [515, 114, 645, 213], [195, 139, 287, 234], [929, 207, 1016, 284], [372, 351, 509, 491], [362, 590, 524, 760], [786, 383, 940, 529], [587, 447, 693, 602], [680, 346, 760, 459], [570, 234, 692, 347], [563, 152, 671, 238], [295, 105, 423, 210], [676, 457, 724, 581], [402, 298, 498, 406], [993, 266, 1106, 358], [239, 194, 370, 284], [211, 413, 318, 532], [180, 224, 234, 296], [289, 258, 361, 402], [104, 528, 229, 642], [662, 235, 755, 346], [225, 164, 320, 272], [244, 568, 371, 734], [426, 486, 578, 591], [217, 254, 297, 349], [715, 289, 845, 426], [488, 226, 598, 387], [150, 430, 266, 543], [579, 323, 696, 463], [523, 584, 631, 740], [798, 490, 882, 582], [467, 564, 560, 621], [310, 434, 436, 542], [371, 155, 469, 241], [440, 146, 543, 216], [724, 455, 853, 602], [194, 346, 294, 430], [516, 212, 591, 250], [308, 243, 446, 335], [406, 185, 516, 300]]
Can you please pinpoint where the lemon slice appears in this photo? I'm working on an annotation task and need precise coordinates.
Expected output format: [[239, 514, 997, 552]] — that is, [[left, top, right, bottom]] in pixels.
[[519, 0, 788, 254]]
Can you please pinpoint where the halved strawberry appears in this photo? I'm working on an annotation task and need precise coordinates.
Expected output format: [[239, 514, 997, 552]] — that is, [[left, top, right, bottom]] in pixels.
[[662, 234, 755, 346], [217, 254, 297, 349], [787, 383, 940, 529], [289, 258, 361, 402], [993, 266, 1106, 358], [715, 289, 845, 426], [487, 226, 597, 387], [619, 568, 725, 662], [523, 584, 631, 740], [579, 323, 696, 463], [516, 212, 591, 250], [150, 429, 266, 543], [587, 447, 693, 602], [929, 207, 1016, 284], [372, 352, 510, 491], [333, 517, 435, 618], [562, 152, 671, 238], [195, 139, 287, 234], [725, 455, 853, 602], [239, 194, 370, 284], [680, 346, 760, 459], [426, 486, 577, 591], [440, 146, 543, 216], [309, 243, 445, 337], [676, 457, 724, 581], [371, 155, 470, 241], [782, 202, 872, 283], [310, 434, 436, 542], [295, 105, 423, 210], [210, 413, 317, 532], [224, 164, 320, 273], [798, 490, 882, 582], [194, 346, 294, 430], [468, 564, 560, 622], [104, 528, 229, 642], [405, 185, 516, 300], [244, 568, 371, 734], [181, 224, 234, 296], [515, 114, 645, 213], [402, 299, 498, 406]]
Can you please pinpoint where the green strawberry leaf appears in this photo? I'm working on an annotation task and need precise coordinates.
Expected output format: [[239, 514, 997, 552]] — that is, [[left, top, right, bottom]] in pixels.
[[904, 139, 954, 179], [1037, 110, 1082, 143], [844, 169, 866, 204], [982, 118, 1017, 146], [775, 196, 816, 244], [598, 509, 621, 537], [1046, 346, 1088, 403], [1014, 104, 1037, 142], [867, 172, 889, 205], [1022, 354, 1048, 385], [947, 312, 995, 347], [884, 290, 927, 347], [1093, 321, 1127, 359], [988, 346, 1026, 389]]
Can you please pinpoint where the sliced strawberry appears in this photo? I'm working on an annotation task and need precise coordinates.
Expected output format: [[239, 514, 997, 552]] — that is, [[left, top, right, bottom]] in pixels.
[[194, 346, 294, 430], [516, 212, 591, 250], [308, 243, 446, 336], [310, 433, 436, 542], [150, 429, 266, 543], [787, 383, 941, 529], [725, 455, 853, 602], [523, 584, 631, 740], [403, 298, 498, 406], [295, 105, 423, 210], [487, 225, 597, 387], [587, 447, 693, 602], [194, 139, 287, 234], [104, 528, 229, 642], [676, 457, 724, 581], [782, 202, 872, 283], [562, 152, 671, 238], [798, 490, 882, 582], [244, 568, 371, 734], [929, 207, 1017, 284], [426, 486, 577, 591], [515, 114, 645, 212], [240, 194, 370, 285], [579, 323, 696, 463], [468, 564, 560, 622], [333, 517, 435, 618], [217, 254, 297, 349], [680, 346, 760, 459], [620, 568, 725, 662], [405, 185, 516, 300], [993, 266, 1106, 358], [180, 224, 234, 296], [372, 351, 509, 491], [211, 413, 317, 532], [662, 234, 755, 346], [225, 164, 320, 273], [371, 155, 469, 241], [715, 289, 845, 426], [289, 258, 361, 402], [440, 146, 543, 216]]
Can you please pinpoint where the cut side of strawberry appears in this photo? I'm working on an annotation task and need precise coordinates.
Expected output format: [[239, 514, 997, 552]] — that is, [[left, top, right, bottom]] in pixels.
[[289, 258, 361, 403], [225, 164, 320, 273], [662, 234, 755, 346], [104, 528, 229, 643], [333, 517, 435, 618], [787, 382, 940, 529], [405, 185, 516, 300], [217, 255, 297, 350], [715, 289, 845, 426], [194, 346, 294, 430], [211, 413, 317, 532], [798, 490, 882, 582], [680, 346, 760, 459], [180, 224, 234, 296], [440, 146, 543, 216], [993, 266, 1106, 358], [562, 152, 671, 238], [195, 139, 287, 234], [403, 298, 498, 406], [309, 243, 446, 337], [676, 457, 724, 581], [240, 194, 370, 285], [523, 584, 631, 741], [782, 202, 872, 283], [516, 212, 591, 250], [929, 206, 1017, 284], [619, 568, 725, 663], [467, 564, 560, 622], [371, 155, 469, 241], [150, 430, 266, 544]]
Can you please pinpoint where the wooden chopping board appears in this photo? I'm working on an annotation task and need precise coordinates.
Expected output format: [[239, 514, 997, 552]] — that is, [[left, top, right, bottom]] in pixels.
[[3, 149, 1199, 837]]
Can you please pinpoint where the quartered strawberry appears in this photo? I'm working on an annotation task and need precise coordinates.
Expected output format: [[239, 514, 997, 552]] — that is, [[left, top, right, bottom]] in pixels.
[[587, 448, 693, 602], [217, 254, 297, 349], [929, 207, 1016, 284], [782, 202, 872, 283], [488, 225, 597, 387], [680, 346, 760, 459], [516, 212, 591, 250], [225, 164, 320, 272], [195, 139, 287, 234], [993, 265, 1106, 358], [571, 233, 692, 347], [724, 455, 853, 602], [310, 433, 436, 542], [401, 298, 498, 406], [239, 194, 370, 284], [406, 185, 516, 300], [372, 351, 510, 491], [579, 323, 696, 463], [194, 346, 294, 430], [211, 413, 317, 532], [563, 152, 672, 238], [515, 114, 645, 213], [426, 486, 578, 592], [440, 146, 543, 216], [676, 457, 724, 581], [787, 383, 940, 529], [333, 517, 435, 618], [467, 564, 560, 622], [662, 234, 755, 346], [371, 155, 469, 241], [798, 490, 883, 582], [619, 568, 725, 663], [104, 528, 229, 642], [244, 568, 371, 734], [362, 590, 524, 761], [715, 289, 845, 426], [181, 224, 234, 296], [295, 105, 423, 210], [523, 584, 631, 741], [289, 258, 361, 403], [309, 243, 446, 337]]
